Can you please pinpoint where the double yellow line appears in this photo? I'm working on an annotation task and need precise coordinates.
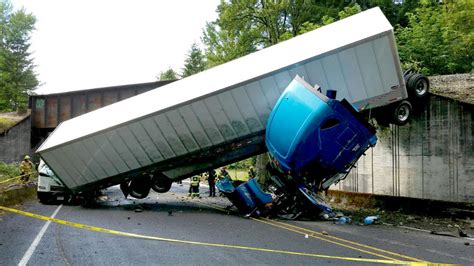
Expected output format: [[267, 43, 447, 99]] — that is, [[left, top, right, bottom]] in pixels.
[[198, 202, 429, 264], [0, 204, 425, 264]]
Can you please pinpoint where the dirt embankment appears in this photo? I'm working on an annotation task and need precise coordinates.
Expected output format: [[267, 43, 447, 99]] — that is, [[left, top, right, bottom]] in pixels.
[[429, 73, 474, 105]]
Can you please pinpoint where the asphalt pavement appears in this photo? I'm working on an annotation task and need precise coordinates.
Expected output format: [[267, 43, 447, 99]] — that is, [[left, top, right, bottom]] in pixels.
[[0, 183, 472, 265]]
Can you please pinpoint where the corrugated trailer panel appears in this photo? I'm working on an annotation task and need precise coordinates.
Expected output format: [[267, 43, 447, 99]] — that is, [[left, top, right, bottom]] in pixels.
[[38, 8, 405, 191]]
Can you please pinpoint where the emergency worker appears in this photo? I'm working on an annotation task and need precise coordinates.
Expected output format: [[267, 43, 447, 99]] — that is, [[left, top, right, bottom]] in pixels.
[[218, 167, 230, 180], [19, 155, 34, 184], [206, 169, 217, 197], [189, 174, 200, 198]]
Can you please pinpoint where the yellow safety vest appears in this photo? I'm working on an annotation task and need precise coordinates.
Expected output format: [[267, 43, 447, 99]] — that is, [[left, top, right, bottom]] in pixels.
[[191, 176, 200, 186]]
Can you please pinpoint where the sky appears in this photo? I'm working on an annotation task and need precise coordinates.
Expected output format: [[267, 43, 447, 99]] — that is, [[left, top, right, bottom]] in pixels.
[[10, 0, 220, 94]]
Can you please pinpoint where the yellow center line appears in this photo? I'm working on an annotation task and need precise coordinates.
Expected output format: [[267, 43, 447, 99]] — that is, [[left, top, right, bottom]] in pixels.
[[0, 205, 405, 264], [253, 217, 401, 262], [198, 201, 428, 264], [261, 217, 425, 262]]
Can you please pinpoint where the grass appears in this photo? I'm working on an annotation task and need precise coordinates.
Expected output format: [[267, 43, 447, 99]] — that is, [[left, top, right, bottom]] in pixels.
[[0, 162, 20, 182], [0, 117, 17, 134]]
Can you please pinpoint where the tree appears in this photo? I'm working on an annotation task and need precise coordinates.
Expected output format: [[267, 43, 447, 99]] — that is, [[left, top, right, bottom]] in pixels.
[[181, 42, 207, 78], [0, 1, 38, 113], [396, 0, 473, 74], [203, 0, 318, 66], [157, 67, 178, 81]]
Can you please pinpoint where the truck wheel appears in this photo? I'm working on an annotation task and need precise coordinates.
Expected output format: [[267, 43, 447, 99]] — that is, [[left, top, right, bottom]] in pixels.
[[151, 174, 172, 193], [129, 179, 151, 199], [408, 74, 430, 98], [37, 192, 51, 204], [391, 100, 412, 125], [81, 192, 97, 207]]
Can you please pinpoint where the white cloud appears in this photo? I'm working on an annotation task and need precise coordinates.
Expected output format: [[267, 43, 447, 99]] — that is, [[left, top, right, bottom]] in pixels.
[[11, 0, 220, 94]]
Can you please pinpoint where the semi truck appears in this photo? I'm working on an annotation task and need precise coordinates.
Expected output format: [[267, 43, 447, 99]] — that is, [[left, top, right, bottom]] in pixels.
[[35, 8, 426, 210]]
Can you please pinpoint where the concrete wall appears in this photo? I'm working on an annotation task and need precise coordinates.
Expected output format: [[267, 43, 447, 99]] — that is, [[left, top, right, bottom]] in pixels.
[[333, 95, 474, 203], [0, 116, 31, 163]]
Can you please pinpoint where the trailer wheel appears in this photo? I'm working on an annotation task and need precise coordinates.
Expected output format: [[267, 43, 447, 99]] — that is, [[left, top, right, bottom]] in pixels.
[[129, 178, 151, 199], [81, 192, 97, 207], [151, 176, 172, 193], [391, 100, 412, 125], [408, 74, 430, 99]]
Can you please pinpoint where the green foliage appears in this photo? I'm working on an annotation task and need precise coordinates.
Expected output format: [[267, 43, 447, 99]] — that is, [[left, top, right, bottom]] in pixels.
[[0, 162, 20, 181], [181, 43, 207, 78], [0, 1, 38, 112], [338, 4, 362, 19], [396, 0, 474, 75], [157, 68, 179, 81], [0, 117, 16, 133], [202, 0, 319, 66]]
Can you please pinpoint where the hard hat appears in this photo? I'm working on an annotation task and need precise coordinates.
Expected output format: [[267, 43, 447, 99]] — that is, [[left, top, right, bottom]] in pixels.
[[24, 155, 30, 160]]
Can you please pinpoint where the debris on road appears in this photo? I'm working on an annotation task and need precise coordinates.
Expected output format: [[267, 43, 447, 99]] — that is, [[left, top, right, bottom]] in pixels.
[[335, 216, 351, 225], [364, 215, 380, 225]]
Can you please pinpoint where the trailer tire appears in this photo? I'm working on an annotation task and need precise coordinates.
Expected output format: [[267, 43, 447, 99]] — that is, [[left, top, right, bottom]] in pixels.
[[81, 192, 97, 207], [391, 100, 412, 125], [129, 177, 151, 199], [129, 188, 150, 199], [407, 74, 430, 99], [151, 176, 172, 193]]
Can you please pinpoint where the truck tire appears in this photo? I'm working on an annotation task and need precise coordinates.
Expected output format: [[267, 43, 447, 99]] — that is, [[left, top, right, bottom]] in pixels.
[[407, 74, 430, 99], [391, 100, 412, 125], [151, 174, 172, 193], [129, 179, 151, 199], [37, 192, 51, 204], [81, 192, 97, 207]]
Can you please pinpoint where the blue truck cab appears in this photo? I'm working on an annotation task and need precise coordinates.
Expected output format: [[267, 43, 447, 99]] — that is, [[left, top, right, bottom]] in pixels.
[[266, 76, 377, 188]]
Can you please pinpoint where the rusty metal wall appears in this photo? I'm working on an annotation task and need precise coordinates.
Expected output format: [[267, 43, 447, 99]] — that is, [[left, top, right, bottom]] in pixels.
[[30, 80, 174, 129], [333, 95, 474, 203]]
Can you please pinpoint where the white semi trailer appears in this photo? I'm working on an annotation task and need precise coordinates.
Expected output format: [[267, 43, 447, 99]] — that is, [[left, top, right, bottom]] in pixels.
[[36, 8, 413, 202]]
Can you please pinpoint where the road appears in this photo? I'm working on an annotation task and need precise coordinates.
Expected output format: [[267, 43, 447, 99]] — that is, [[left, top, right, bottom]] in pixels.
[[1, 183, 472, 265]]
